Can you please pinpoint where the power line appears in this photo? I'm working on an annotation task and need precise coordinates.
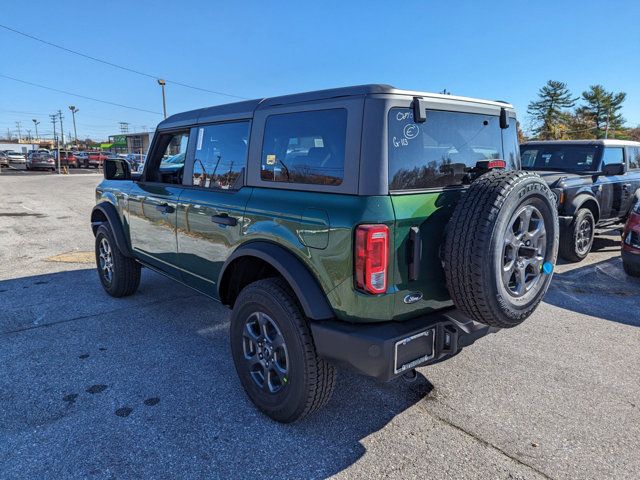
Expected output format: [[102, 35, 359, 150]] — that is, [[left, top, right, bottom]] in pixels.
[[0, 74, 162, 115], [0, 23, 248, 100]]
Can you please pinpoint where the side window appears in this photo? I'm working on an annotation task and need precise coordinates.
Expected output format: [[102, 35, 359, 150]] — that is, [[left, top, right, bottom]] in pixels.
[[520, 149, 538, 168], [192, 121, 250, 190], [628, 147, 640, 170], [600, 147, 624, 167], [261, 109, 347, 185], [146, 131, 189, 184]]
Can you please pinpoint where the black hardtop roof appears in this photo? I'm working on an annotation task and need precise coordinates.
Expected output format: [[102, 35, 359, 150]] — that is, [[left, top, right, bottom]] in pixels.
[[157, 84, 513, 130]]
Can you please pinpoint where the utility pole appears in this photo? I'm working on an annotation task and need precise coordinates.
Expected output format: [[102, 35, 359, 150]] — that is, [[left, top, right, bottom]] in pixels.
[[15, 121, 22, 141], [32, 119, 40, 142], [119, 122, 130, 134], [26, 129, 32, 141], [157, 79, 167, 118], [50, 114, 60, 173], [57, 110, 65, 148], [69, 106, 79, 146]]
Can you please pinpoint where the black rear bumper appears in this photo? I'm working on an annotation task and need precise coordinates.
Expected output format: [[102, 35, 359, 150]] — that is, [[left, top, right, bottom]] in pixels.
[[310, 309, 497, 382]]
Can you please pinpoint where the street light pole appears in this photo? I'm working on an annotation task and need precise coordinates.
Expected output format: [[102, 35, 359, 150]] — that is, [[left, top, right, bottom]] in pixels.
[[69, 106, 79, 146], [57, 110, 65, 148], [32, 119, 40, 142], [157, 79, 167, 119]]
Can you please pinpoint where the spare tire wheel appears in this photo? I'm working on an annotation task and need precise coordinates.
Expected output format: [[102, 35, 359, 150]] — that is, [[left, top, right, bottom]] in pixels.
[[443, 170, 559, 328]]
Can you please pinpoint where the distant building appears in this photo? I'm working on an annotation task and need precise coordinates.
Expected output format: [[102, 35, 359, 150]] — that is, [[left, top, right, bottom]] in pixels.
[[106, 132, 153, 154]]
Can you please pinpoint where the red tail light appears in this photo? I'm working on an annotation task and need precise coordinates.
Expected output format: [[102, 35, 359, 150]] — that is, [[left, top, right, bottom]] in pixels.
[[355, 224, 389, 294], [487, 159, 506, 169]]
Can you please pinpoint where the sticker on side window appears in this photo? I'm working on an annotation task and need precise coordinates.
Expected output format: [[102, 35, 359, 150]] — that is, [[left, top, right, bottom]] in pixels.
[[314, 138, 324, 148], [196, 128, 204, 150], [266, 154, 276, 165]]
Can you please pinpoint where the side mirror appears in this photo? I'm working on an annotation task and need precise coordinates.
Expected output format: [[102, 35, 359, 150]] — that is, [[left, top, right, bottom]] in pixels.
[[602, 163, 625, 176], [104, 158, 131, 180]]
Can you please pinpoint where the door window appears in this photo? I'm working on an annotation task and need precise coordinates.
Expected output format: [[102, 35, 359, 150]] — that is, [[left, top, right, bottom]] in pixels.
[[260, 109, 347, 185], [600, 147, 624, 168], [628, 147, 640, 170], [191, 121, 250, 190], [146, 131, 189, 184]]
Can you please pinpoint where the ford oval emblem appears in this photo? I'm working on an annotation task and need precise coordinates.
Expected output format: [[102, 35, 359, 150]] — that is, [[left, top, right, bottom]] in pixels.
[[403, 292, 423, 304]]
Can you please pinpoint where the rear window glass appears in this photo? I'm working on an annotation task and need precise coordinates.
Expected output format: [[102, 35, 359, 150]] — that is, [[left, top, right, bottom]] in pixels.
[[388, 108, 518, 190], [261, 109, 347, 186]]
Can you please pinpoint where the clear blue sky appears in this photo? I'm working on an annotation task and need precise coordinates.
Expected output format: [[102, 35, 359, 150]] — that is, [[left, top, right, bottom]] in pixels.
[[1, 0, 639, 141]]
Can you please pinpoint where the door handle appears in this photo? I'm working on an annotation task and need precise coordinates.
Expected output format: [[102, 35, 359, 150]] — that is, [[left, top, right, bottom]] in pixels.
[[155, 203, 175, 214], [211, 214, 238, 226]]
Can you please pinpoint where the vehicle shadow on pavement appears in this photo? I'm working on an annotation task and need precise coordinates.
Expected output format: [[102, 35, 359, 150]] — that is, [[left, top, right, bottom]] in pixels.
[[591, 234, 623, 254], [0, 268, 434, 479], [545, 257, 640, 326]]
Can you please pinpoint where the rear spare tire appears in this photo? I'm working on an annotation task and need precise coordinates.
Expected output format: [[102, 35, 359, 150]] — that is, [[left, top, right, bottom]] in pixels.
[[443, 170, 559, 328]]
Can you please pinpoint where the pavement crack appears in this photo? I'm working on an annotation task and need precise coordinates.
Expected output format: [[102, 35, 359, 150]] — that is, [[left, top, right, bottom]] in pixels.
[[416, 400, 554, 479], [0, 294, 200, 336]]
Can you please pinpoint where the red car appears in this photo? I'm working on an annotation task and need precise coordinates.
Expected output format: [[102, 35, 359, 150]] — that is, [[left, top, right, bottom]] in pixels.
[[87, 151, 109, 168], [60, 151, 79, 168], [622, 202, 640, 277]]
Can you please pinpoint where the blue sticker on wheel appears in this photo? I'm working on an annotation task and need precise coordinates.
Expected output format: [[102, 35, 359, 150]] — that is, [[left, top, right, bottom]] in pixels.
[[542, 262, 554, 275]]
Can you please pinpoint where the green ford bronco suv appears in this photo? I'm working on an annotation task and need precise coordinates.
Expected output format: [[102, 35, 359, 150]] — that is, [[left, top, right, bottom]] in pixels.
[[92, 85, 559, 422]]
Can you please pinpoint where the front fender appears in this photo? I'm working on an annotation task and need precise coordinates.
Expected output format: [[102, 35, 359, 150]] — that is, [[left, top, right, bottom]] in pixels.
[[564, 193, 600, 221], [91, 202, 133, 257]]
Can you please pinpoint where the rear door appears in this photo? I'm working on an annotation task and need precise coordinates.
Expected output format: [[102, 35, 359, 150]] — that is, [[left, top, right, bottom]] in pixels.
[[387, 104, 520, 318], [128, 130, 190, 276], [176, 121, 252, 296], [599, 146, 627, 219]]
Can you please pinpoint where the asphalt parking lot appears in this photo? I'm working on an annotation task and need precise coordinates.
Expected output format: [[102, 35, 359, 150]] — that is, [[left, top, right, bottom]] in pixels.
[[1, 174, 639, 480]]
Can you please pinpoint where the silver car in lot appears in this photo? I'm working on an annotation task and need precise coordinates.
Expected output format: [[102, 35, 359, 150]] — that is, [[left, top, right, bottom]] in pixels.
[[26, 151, 56, 171], [4, 150, 26, 165]]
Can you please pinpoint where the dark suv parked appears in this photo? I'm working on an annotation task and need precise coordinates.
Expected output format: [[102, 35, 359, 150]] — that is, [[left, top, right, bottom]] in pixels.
[[521, 140, 640, 261], [91, 85, 558, 422]]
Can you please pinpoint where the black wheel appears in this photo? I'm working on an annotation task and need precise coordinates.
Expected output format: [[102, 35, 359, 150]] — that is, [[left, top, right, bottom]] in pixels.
[[623, 259, 640, 277], [230, 278, 336, 423], [443, 170, 559, 328], [559, 208, 595, 262], [95, 224, 140, 297]]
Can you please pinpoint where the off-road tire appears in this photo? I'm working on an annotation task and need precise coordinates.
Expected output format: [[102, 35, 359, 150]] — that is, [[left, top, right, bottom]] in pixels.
[[230, 278, 336, 423], [443, 170, 559, 328], [558, 208, 595, 262], [95, 224, 141, 297]]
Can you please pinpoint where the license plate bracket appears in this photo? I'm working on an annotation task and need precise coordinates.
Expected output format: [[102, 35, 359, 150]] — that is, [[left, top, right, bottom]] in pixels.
[[394, 329, 435, 374]]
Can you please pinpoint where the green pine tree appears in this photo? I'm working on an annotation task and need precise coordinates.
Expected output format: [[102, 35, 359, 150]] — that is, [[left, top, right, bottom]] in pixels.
[[527, 80, 576, 140], [578, 85, 626, 139]]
